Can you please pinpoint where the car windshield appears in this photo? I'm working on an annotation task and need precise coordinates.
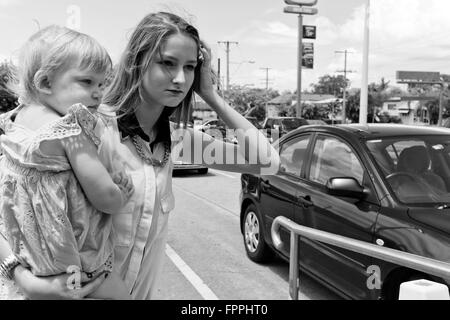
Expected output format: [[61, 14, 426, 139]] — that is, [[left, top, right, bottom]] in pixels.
[[281, 118, 305, 131], [365, 135, 450, 206]]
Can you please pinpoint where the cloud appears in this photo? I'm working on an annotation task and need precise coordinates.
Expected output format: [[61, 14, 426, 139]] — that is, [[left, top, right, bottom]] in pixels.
[[222, 0, 450, 92], [310, 0, 450, 89], [0, 0, 20, 19], [0, 0, 20, 6], [311, 16, 338, 46], [353, 1, 450, 63], [262, 21, 294, 37], [238, 20, 297, 47]]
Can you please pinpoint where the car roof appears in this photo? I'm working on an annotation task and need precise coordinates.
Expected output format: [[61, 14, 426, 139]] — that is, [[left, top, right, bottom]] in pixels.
[[284, 123, 450, 140]]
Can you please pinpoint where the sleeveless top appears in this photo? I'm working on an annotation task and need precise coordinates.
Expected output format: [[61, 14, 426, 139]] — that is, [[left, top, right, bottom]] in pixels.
[[0, 104, 115, 276]]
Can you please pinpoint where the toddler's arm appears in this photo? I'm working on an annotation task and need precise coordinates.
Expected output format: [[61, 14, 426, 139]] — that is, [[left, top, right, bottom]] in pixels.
[[60, 132, 133, 214], [87, 271, 131, 300]]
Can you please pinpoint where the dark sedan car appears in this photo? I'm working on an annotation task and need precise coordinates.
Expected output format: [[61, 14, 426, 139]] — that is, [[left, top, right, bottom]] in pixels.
[[240, 124, 450, 300]]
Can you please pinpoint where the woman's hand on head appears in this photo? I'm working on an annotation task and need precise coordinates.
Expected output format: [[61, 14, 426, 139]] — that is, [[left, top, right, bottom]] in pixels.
[[14, 266, 106, 300], [195, 41, 217, 103]]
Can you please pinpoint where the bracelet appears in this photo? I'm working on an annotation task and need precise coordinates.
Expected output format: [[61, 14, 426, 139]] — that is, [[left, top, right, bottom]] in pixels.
[[0, 254, 21, 281]]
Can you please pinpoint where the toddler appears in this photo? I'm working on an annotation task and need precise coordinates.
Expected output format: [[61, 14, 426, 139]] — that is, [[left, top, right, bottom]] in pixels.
[[0, 25, 132, 299]]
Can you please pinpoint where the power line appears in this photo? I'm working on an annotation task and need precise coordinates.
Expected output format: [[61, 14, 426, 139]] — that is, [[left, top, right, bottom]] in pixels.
[[218, 41, 238, 91]]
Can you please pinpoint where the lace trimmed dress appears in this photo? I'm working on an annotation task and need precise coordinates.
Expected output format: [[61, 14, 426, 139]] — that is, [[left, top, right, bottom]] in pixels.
[[0, 104, 115, 299]]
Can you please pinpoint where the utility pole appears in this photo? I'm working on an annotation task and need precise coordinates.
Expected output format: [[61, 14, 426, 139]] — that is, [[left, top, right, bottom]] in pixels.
[[260, 67, 271, 90], [260, 67, 272, 117], [217, 58, 221, 91], [335, 50, 354, 124], [218, 41, 238, 91], [360, 0, 371, 125]]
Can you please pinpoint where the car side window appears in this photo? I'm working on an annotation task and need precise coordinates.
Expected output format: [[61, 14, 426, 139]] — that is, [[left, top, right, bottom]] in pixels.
[[308, 136, 364, 185], [279, 135, 311, 176]]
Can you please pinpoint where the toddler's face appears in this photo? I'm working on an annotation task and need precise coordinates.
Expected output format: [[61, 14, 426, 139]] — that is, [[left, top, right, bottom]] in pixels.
[[44, 65, 107, 115]]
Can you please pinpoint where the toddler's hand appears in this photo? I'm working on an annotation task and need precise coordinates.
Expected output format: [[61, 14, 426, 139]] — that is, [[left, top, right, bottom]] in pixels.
[[112, 171, 134, 200]]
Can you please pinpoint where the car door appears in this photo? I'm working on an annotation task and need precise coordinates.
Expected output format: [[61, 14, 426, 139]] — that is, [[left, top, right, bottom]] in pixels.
[[259, 134, 312, 256], [293, 134, 381, 299]]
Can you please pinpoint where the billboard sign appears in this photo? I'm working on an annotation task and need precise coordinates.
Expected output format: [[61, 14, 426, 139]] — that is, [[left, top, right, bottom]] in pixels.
[[302, 42, 314, 69], [303, 25, 316, 39], [396, 71, 441, 84]]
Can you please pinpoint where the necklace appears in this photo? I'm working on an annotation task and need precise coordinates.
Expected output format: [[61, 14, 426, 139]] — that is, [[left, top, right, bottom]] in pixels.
[[131, 135, 170, 167]]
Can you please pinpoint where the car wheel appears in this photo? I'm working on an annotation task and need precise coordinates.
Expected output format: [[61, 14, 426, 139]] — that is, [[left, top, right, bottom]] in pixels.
[[243, 204, 273, 262], [198, 168, 208, 174]]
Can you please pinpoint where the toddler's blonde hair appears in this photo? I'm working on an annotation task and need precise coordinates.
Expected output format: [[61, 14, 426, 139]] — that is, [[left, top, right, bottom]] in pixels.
[[17, 25, 111, 104]]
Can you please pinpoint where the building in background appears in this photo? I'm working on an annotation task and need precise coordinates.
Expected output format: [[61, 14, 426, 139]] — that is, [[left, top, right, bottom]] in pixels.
[[381, 95, 435, 125]]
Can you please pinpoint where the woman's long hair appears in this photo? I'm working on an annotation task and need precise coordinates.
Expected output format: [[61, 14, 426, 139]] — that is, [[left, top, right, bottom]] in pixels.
[[102, 12, 201, 128]]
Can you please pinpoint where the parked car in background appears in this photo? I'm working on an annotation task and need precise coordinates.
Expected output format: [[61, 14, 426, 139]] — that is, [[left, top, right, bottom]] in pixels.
[[240, 124, 450, 299], [173, 160, 208, 174], [199, 118, 227, 139], [261, 117, 309, 141], [172, 122, 208, 174], [199, 118, 239, 144]]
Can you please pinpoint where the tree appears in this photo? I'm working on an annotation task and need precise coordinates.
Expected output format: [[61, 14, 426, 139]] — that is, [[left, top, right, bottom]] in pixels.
[[311, 74, 347, 96], [346, 90, 361, 122], [346, 78, 410, 123], [224, 85, 279, 121], [0, 61, 19, 113]]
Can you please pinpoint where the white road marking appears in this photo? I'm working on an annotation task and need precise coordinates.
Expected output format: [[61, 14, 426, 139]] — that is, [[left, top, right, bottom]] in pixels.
[[173, 184, 240, 219], [209, 169, 238, 179], [165, 244, 219, 300]]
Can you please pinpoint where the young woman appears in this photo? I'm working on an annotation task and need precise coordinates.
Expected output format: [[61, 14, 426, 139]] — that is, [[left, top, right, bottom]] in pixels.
[[0, 11, 279, 299]]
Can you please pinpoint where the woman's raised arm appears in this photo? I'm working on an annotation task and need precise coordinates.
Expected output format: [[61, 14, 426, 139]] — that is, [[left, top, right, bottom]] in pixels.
[[185, 42, 280, 175]]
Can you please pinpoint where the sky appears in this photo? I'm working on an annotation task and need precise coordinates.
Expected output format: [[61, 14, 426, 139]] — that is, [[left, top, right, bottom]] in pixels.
[[1, 0, 450, 94]]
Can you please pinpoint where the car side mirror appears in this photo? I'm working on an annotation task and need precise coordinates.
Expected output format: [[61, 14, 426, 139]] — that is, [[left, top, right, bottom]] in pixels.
[[326, 177, 366, 199]]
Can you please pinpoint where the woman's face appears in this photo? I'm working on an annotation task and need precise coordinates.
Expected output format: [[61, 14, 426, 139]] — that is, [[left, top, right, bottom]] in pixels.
[[141, 33, 198, 109]]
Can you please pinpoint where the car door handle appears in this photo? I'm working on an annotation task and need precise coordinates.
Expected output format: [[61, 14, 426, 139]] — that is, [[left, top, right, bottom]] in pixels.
[[298, 195, 313, 208]]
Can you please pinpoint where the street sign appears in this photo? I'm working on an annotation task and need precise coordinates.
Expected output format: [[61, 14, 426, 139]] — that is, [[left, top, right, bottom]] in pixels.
[[302, 42, 314, 69], [303, 25, 316, 39], [283, 5, 318, 15], [284, 0, 318, 6]]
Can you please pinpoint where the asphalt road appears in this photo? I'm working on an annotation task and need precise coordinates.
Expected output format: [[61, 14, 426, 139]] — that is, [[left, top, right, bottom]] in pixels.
[[153, 168, 341, 300]]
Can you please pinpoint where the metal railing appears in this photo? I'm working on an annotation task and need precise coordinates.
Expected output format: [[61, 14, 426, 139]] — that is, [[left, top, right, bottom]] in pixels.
[[271, 216, 450, 300]]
